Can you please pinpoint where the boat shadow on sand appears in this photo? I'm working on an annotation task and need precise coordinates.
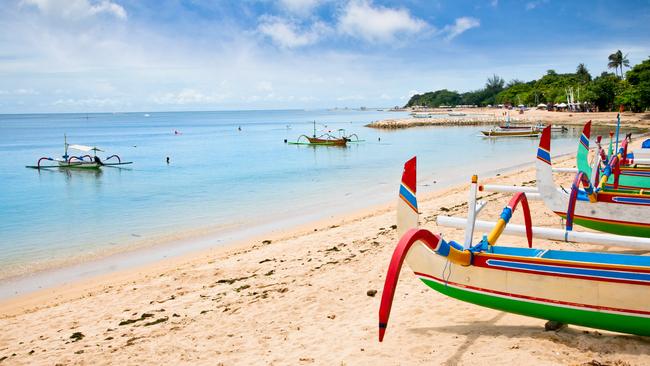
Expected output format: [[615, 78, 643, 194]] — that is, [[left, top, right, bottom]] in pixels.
[[407, 311, 650, 364]]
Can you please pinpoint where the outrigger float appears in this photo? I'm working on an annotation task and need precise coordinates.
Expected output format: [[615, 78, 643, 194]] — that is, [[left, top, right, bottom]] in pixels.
[[378, 157, 650, 342], [26, 135, 132, 170], [287, 121, 362, 146]]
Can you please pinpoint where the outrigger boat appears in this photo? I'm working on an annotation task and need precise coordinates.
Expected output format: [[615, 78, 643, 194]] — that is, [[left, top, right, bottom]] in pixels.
[[481, 127, 541, 137], [287, 121, 362, 146], [576, 121, 650, 191], [536, 126, 650, 237], [26, 135, 132, 170], [378, 157, 650, 342]]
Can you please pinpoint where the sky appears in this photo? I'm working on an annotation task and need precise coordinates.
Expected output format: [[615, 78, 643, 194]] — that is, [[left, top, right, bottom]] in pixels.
[[0, 0, 649, 113]]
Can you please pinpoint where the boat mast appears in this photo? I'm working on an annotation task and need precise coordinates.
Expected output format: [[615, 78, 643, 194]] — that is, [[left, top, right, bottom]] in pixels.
[[313, 120, 316, 138], [63, 133, 69, 160]]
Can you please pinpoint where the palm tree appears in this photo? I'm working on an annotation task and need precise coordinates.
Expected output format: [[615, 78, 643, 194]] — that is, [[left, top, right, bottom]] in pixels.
[[608, 50, 630, 78], [576, 63, 591, 83]]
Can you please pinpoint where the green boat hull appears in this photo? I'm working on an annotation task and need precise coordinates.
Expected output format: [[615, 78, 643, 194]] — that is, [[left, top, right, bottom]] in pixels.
[[421, 278, 650, 336]]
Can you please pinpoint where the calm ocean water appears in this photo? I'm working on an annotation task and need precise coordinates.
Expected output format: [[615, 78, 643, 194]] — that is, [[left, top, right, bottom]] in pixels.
[[0, 110, 608, 290]]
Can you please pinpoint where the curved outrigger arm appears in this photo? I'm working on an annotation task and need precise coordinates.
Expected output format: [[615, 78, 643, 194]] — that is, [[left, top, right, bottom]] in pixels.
[[566, 171, 598, 231], [485, 192, 533, 248], [379, 193, 533, 342], [378, 228, 470, 342], [381, 156, 535, 342]]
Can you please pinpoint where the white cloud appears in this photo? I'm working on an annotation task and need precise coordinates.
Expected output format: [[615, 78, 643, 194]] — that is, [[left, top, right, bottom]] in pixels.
[[490, 0, 499, 7], [20, 0, 127, 20], [258, 16, 329, 48], [279, 0, 321, 16], [442, 17, 480, 41], [150, 89, 228, 105], [52, 97, 124, 107], [525, 0, 548, 11], [0, 88, 40, 95], [337, 0, 427, 42]]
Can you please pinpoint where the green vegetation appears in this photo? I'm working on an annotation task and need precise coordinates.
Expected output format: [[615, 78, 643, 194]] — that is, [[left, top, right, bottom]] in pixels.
[[406, 53, 650, 112]]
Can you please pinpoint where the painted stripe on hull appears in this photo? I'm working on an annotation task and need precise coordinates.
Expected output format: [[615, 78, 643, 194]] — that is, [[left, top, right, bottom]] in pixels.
[[611, 197, 650, 205], [484, 259, 650, 285], [417, 275, 650, 336], [554, 211, 650, 237]]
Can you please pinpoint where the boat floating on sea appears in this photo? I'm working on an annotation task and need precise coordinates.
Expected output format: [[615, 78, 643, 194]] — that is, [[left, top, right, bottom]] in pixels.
[[286, 121, 362, 146], [26, 135, 133, 170]]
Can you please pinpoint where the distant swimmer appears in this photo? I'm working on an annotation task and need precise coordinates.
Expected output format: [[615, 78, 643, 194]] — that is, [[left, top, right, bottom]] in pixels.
[[238, 126, 242, 131], [174, 130, 182, 135], [166, 157, 170, 164]]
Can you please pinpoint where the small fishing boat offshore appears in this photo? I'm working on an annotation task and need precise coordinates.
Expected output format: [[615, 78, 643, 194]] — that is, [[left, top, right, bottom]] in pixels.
[[378, 157, 650, 342], [26, 135, 133, 170], [481, 127, 541, 137], [287, 121, 362, 146]]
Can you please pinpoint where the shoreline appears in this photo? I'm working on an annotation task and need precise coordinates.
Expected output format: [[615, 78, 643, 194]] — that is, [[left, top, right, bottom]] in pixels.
[[1, 150, 649, 365], [0, 137, 581, 301], [1, 147, 649, 364], [366, 108, 650, 129], [0, 148, 569, 307]]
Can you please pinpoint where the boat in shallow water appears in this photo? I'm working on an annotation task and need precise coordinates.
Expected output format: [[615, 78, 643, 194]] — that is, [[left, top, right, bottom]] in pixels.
[[26, 135, 132, 169], [481, 127, 541, 137], [287, 121, 362, 146], [378, 157, 650, 342]]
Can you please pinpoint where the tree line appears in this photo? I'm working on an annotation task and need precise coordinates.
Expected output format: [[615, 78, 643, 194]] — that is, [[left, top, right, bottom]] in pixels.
[[405, 51, 650, 112]]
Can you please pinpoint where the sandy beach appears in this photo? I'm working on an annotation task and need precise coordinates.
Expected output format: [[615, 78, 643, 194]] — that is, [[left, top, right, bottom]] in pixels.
[[367, 109, 650, 129], [1, 147, 649, 365]]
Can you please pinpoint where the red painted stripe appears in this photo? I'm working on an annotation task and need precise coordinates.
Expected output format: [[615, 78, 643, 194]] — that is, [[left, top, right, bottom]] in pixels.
[[414, 271, 650, 317]]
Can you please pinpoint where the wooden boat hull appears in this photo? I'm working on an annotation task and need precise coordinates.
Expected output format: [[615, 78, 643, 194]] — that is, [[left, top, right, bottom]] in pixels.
[[379, 159, 650, 341], [537, 126, 650, 237], [482, 129, 540, 137], [306, 137, 347, 146], [57, 161, 101, 169], [405, 240, 650, 336]]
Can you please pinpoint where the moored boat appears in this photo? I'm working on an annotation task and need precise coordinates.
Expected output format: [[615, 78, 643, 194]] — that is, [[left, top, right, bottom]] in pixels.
[[26, 135, 132, 170], [378, 157, 650, 341], [481, 127, 541, 137], [536, 126, 650, 237]]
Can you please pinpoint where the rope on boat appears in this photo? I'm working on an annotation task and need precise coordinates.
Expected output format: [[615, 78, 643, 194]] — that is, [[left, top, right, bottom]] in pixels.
[[105, 154, 121, 163]]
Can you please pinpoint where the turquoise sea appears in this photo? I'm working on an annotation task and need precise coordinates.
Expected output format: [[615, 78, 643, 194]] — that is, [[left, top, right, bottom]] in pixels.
[[0, 110, 611, 297]]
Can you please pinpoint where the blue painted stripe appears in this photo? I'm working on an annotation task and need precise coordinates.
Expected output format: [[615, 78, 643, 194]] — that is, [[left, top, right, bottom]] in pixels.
[[537, 148, 551, 164], [486, 259, 650, 282], [580, 134, 589, 149], [612, 197, 650, 205], [399, 184, 417, 210], [621, 170, 650, 177]]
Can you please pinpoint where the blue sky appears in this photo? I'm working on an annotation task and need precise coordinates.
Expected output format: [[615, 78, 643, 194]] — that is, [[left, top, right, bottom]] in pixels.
[[1, 0, 649, 113]]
